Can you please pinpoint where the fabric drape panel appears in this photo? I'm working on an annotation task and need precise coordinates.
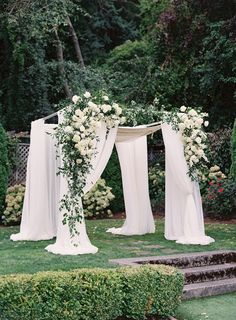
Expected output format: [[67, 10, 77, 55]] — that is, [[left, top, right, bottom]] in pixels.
[[45, 123, 118, 255], [161, 123, 214, 245], [11, 120, 59, 241], [107, 134, 155, 235]]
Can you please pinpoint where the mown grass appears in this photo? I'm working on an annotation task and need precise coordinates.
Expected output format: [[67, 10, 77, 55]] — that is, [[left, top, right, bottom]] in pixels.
[[0, 218, 235, 275]]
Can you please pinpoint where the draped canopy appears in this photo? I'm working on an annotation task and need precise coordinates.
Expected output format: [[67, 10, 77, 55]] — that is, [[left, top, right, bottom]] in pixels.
[[10, 116, 214, 255]]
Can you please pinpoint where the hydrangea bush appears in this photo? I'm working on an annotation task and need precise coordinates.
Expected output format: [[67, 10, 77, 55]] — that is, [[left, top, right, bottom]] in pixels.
[[149, 164, 165, 211], [2, 184, 25, 225], [83, 178, 114, 219]]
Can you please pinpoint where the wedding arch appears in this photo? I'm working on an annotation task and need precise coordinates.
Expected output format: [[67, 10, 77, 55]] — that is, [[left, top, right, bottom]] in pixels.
[[10, 93, 214, 255]]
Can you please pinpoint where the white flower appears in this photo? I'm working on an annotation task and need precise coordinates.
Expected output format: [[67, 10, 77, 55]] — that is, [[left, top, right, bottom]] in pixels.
[[72, 95, 79, 104], [72, 115, 79, 122], [204, 121, 209, 127], [84, 91, 91, 98], [76, 159, 82, 165], [195, 137, 202, 144], [75, 109, 84, 117], [196, 118, 204, 125], [64, 126, 74, 134], [73, 134, 81, 143], [101, 104, 112, 113], [188, 109, 198, 117], [80, 125, 85, 132], [88, 101, 98, 109], [178, 123, 186, 131], [180, 105, 186, 112], [102, 95, 109, 101]]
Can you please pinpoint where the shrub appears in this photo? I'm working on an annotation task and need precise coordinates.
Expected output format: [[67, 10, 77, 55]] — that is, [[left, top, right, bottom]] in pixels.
[[121, 265, 184, 319], [0, 265, 184, 320], [149, 163, 165, 211], [203, 177, 236, 218], [83, 178, 114, 219], [102, 149, 124, 212], [0, 123, 10, 212], [230, 119, 236, 181], [2, 184, 25, 225], [208, 127, 232, 175]]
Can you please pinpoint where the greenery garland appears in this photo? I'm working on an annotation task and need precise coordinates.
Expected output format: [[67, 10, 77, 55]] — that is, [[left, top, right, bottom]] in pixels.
[[54, 91, 125, 238]]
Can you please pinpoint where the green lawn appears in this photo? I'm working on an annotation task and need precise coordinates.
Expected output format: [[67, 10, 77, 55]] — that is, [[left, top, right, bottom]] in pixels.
[[0, 218, 235, 275], [176, 292, 236, 320], [1, 218, 236, 320]]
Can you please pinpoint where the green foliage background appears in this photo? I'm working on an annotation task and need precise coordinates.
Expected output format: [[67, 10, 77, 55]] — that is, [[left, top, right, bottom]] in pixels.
[[0, 124, 10, 211]]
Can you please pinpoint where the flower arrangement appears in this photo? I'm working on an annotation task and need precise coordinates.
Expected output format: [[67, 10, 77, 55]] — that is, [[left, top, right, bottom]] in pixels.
[[160, 105, 209, 181], [55, 91, 125, 237], [2, 184, 25, 225], [83, 178, 115, 219]]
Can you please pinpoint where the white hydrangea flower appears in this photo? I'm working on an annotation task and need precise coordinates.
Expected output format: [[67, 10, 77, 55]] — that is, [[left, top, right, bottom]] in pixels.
[[84, 91, 91, 98], [102, 95, 109, 101], [204, 121, 209, 127], [72, 95, 79, 104], [180, 105, 187, 112]]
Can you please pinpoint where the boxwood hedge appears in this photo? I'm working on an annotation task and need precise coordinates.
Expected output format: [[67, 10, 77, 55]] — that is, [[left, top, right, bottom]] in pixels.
[[0, 265, 184, 320]]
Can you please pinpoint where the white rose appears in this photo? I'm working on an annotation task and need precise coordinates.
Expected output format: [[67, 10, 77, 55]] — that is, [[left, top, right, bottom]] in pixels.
[[72, 115, 79, 122], [204, 121, 209, 127], [72, 95, 79, 104], [180, 105, 186, 112], [76, 159, 82, 165], [80, 125, 85, 132], [115, 106, 122, 116], [196, 118, 203, 125], [64, 126, 73, 134], [188, 109, 198, 117], [178, 123, 186, 131], [102, 104, 111, 113], [73, 134, 81, 142], [84, 91, 91, 98], [102, 95, 109, 101], [195, 137, 201, 144], [75, 109, 84, 117]]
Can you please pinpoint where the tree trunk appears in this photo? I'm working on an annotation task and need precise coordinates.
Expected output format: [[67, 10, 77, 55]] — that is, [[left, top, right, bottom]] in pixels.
[[67, 16, 85, 69], [54, 28, 72, 98]]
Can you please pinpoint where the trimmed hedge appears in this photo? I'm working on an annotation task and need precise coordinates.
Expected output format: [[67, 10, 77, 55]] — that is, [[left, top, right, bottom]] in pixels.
[[0, 265, 184, 320]]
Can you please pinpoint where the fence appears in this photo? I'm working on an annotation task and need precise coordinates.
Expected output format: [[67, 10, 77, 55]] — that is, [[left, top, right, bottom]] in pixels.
[[8, 143, 30, 186], [8, 142, 165, 186]]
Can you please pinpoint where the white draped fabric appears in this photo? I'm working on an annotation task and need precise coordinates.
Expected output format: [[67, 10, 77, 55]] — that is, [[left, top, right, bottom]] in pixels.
[[107, 124, 161, 235], [162, 123, 214, 245], [10, 117, 214, 255], [11, 120, 59, 241], [46, 123, 118, 255]]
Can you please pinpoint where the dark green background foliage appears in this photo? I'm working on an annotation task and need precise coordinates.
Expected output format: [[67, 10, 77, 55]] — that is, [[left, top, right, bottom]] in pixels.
[[102, 149, 124, 212], [230, 119, 236, 181], [0, 265, 183, 320], [0, 0, 235, 131], [0, 124, 10, 211]]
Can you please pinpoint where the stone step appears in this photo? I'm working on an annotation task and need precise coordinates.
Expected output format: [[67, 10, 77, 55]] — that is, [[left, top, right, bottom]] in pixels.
[[110, 250, 236, 268], [183, 277, 236, 300], [182, 263, 236, 284]]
